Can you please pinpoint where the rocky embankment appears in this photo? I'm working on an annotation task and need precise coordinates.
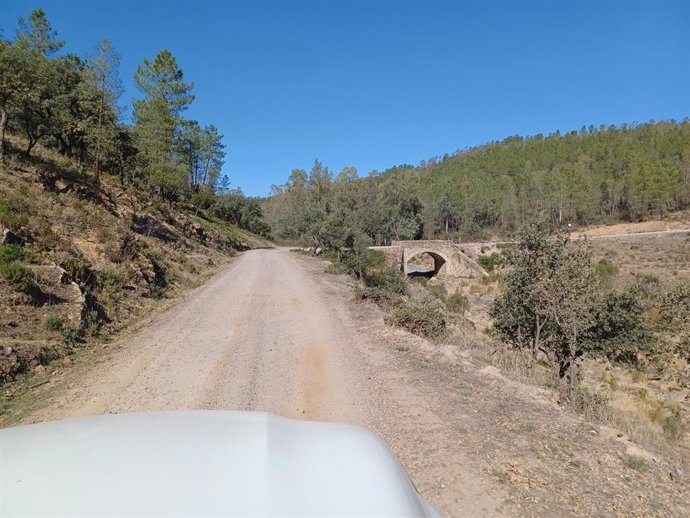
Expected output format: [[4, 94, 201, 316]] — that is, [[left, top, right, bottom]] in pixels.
[[0, 154, 269, 385]]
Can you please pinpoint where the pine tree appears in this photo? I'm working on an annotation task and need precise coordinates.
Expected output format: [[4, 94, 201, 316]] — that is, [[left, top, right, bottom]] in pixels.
[[133, 49, 194, 198], [80, 38, 123, 183]]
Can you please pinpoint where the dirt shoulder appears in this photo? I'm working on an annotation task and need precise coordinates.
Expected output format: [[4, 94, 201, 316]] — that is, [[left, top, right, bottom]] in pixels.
[[570, 213, 690, 238], [292, 253, 689, 518]]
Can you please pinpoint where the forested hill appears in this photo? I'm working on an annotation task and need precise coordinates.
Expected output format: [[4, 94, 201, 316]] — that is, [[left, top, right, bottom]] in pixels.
[[400, 120, 690, 237], [266, 120, 690, 245]]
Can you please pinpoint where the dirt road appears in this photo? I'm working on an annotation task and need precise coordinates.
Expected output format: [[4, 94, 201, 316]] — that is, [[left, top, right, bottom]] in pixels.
[[30, 248, 363, 422], [12, 249, 689, 517], [15, 248, 505, 517]]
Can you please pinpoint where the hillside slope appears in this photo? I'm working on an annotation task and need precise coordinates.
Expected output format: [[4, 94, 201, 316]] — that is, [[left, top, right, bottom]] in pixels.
[[0, 139, 271, 384]]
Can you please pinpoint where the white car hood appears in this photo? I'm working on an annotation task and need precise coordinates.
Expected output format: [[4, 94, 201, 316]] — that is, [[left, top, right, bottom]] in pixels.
[[0, 411, 442, 517]]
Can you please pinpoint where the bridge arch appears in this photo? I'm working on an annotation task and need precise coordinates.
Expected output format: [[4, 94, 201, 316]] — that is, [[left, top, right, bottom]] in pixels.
[[372, 240, 488, 279], [404, 250, 448, 278]]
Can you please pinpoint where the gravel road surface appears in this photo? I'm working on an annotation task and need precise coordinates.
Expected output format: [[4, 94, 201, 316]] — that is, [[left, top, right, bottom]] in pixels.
[[17, 248, 505, 517]]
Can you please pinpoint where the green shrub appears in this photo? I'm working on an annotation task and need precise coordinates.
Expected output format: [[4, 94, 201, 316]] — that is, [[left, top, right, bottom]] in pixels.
[[45, 315, 65, 331], [386, 300, 446, 338], [583, 287, 654, 367], [354, 285, 400, 307], [323, 249, 339, 263], [0, 244, 24, 264], [339, 249, 385, 278], [572, 386, 611, 421], [656, 282, 690, 327], [60, 256, 93, 287], [446, 292, 470, 313], [147, 260, 168, 298], [426, 283, 448, 301], [595, 258, 619, 285], [85, 309, 100, 337], [633, 274, 660, 295], [477, 253, 501, 272], [96, 269, 126, 294], [190, 192, 215, 211], [364, 268, 408, 295], [0, 261, 34, 292], [410, 276, 428, 286], [624, 455, 651, 472], [481, 272, 504, 285], [0, 199, 27, 231], [661, 405, 686, 440], [61, 327, 80, 344]]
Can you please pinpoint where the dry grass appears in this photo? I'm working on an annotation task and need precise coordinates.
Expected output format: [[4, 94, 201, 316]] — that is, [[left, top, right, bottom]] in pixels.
[[452, 329, 689, 458], [446, 221, 690, 460], [0, 137, 271, 386]]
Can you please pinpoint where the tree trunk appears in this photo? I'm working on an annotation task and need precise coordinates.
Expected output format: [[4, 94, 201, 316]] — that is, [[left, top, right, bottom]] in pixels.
[[26, 135, 37, 157], [532, 316, 543, 360], [0, 105, 7, 163], [95, 100, 103, 185], [567, 332, 578, 400], [568, 357, 577, 400]]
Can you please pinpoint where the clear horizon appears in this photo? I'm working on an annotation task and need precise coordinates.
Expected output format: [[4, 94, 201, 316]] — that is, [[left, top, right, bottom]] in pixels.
[[2, 0, 688, 196]]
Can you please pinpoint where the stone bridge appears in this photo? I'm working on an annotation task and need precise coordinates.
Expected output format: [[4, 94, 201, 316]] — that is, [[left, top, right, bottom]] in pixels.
[[369, 240, 487, 279]]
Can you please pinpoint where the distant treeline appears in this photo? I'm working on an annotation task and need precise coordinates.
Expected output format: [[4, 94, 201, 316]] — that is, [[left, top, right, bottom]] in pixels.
[[266, 120, 690, 245]]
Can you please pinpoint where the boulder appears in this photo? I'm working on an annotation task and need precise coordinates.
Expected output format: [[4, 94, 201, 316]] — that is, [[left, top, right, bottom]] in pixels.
[[54, 178, 72, 193], [1, 226, 21, 245]]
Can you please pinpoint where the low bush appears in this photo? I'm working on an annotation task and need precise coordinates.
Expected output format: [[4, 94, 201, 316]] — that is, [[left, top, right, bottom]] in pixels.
[[190, 192, 215, 211], [595, 258, 619, 285], [479, 272, 503, 285], [60, 255, 94, 287], [364, 268, 407, 295], [425, 283, 447, 301], [354, 285, 400, 307], [323, 249, 340, 263], [624, 455, 651, 472], [446, 292, 470, 314], [0, 198, 27, 231], [477, 252, 502, 272], [339, 249, 385, 278], [96, 269, 127, 295], [656, 282, 690, 327], [0, 261, 35, 293], [61, 327, 80, 344], [45, 314, 65, 331], [584, 287, 654, 367], [0, 244, 24, 263], [386, 300, 446, 338], [661, 405, 686, 440], [572, 386, 611, 422]]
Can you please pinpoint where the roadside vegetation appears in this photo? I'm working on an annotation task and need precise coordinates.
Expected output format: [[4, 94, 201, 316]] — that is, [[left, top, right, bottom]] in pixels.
[[308, 216, 689, 455], [0, 10, 272, 389], [479, 224, 688, 450]]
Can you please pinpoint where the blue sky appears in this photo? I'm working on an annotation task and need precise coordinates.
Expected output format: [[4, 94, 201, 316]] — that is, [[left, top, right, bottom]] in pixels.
[[2, 1, 689, 196]]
